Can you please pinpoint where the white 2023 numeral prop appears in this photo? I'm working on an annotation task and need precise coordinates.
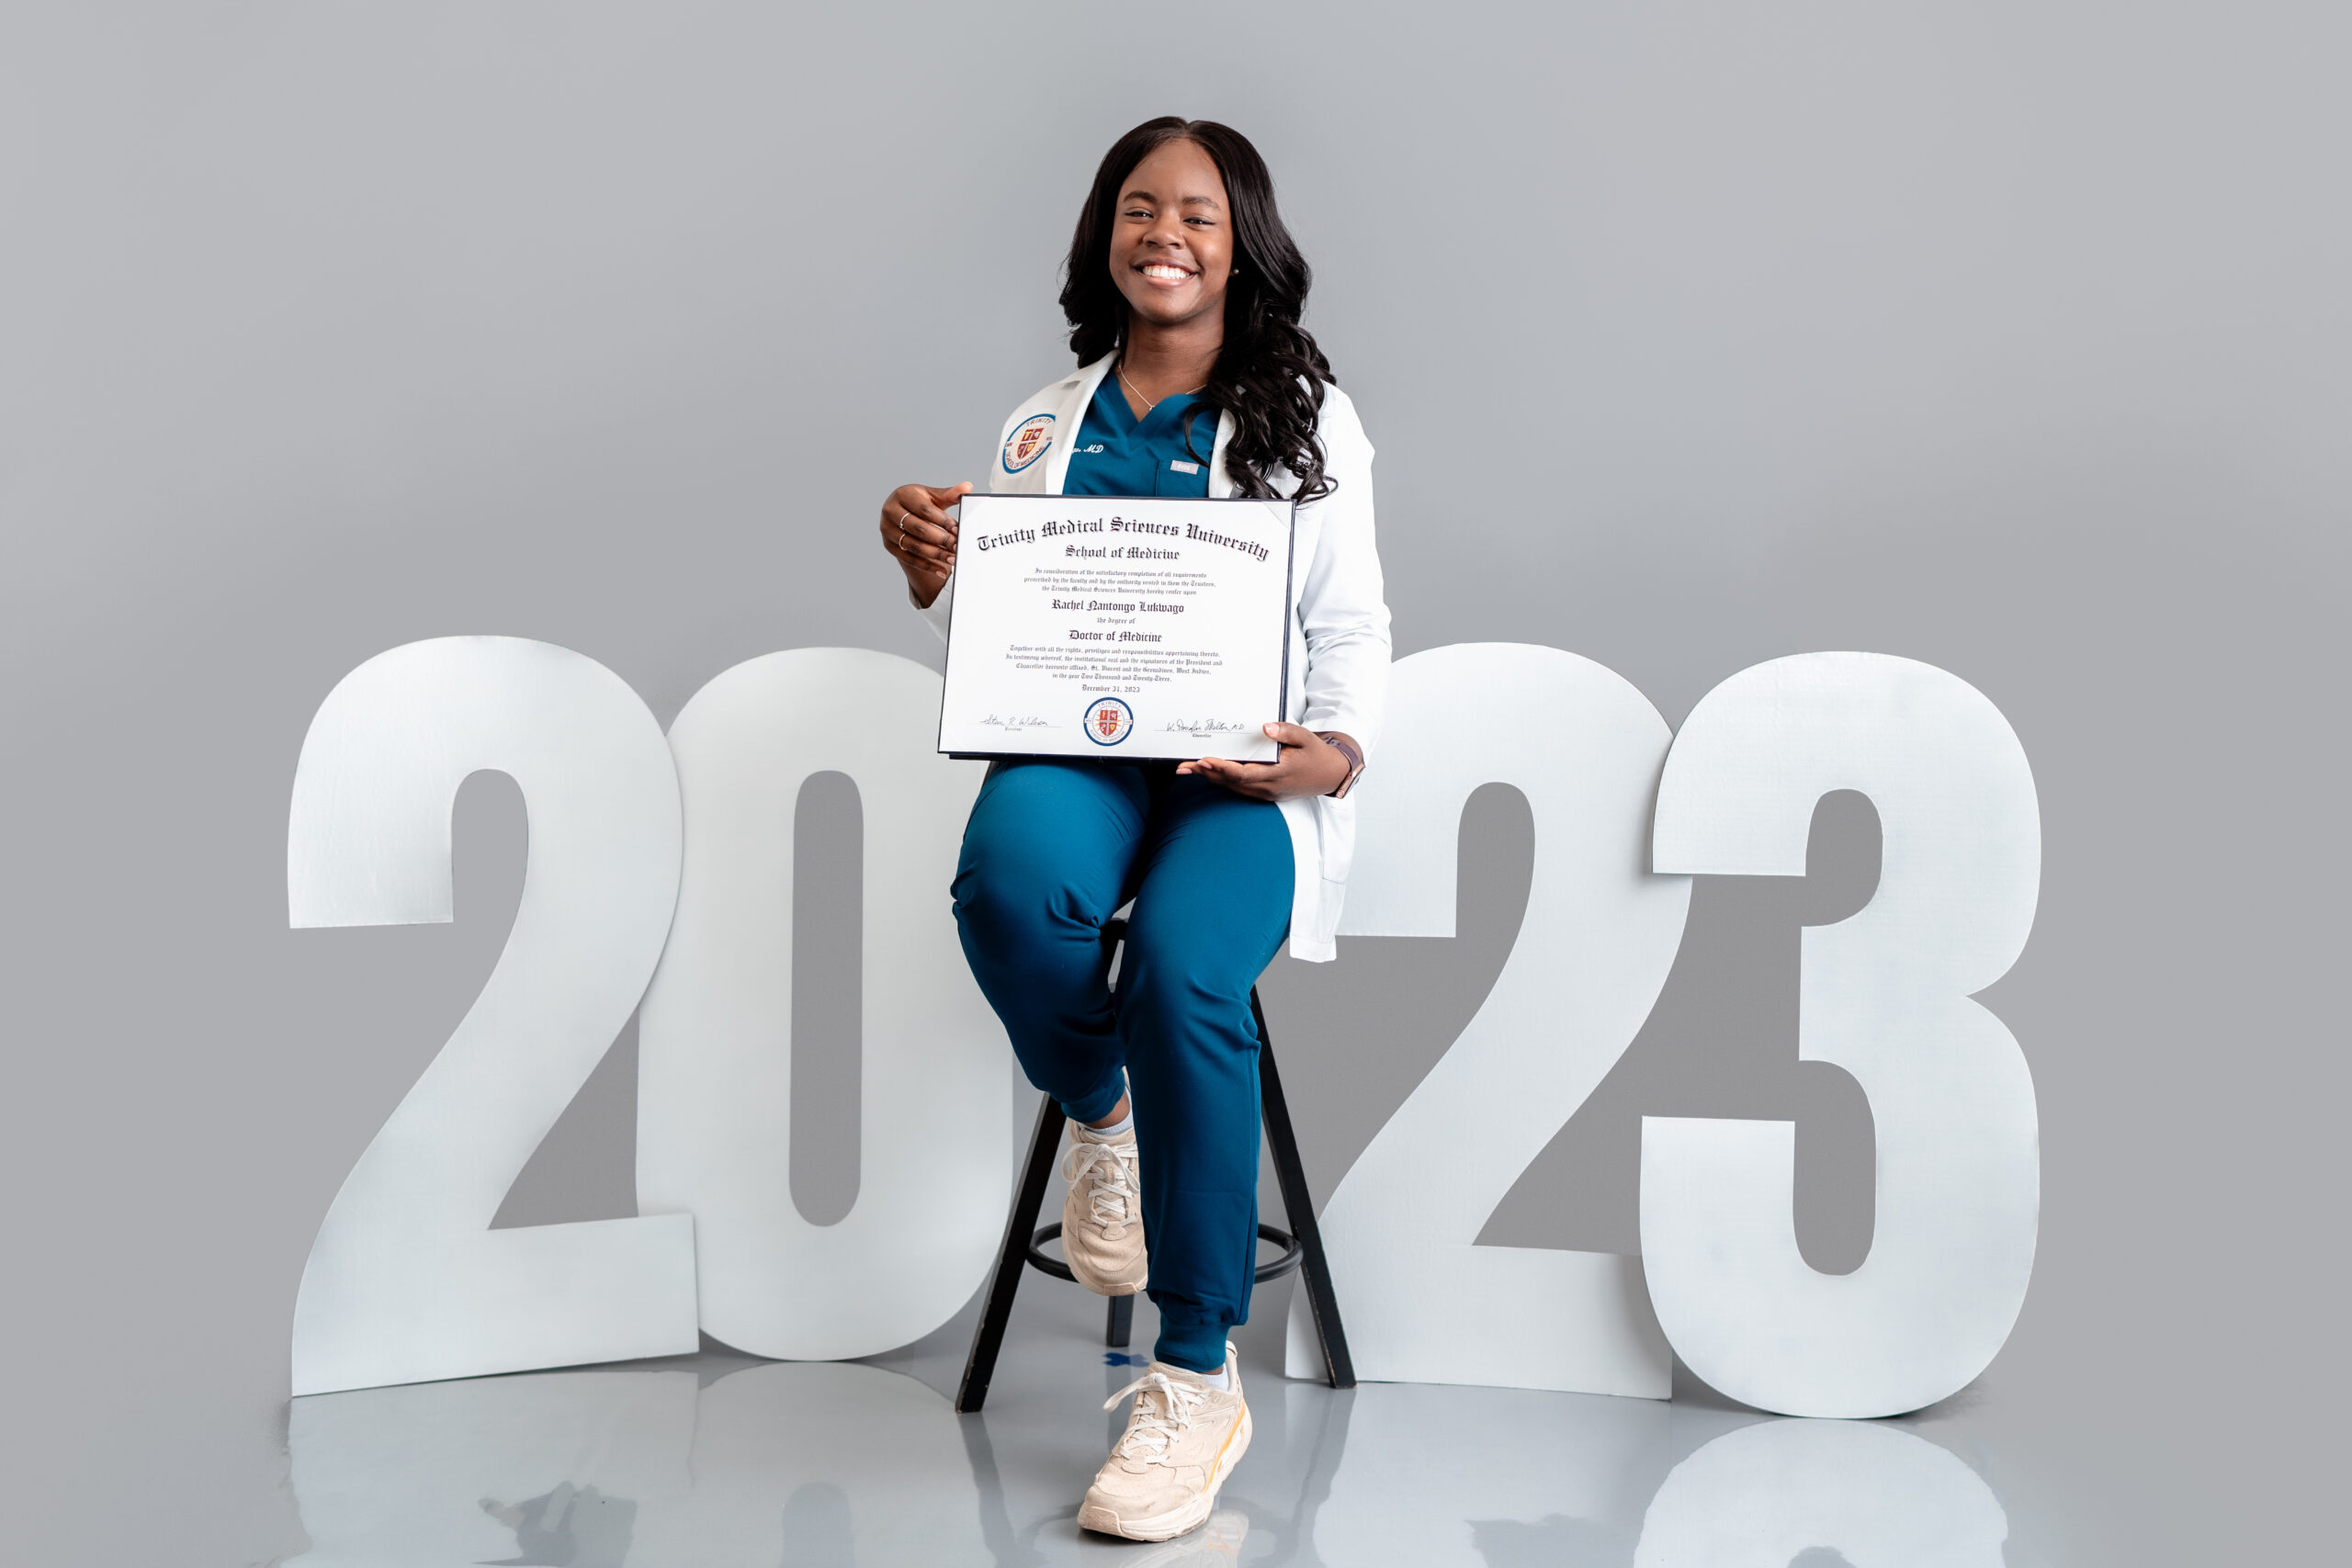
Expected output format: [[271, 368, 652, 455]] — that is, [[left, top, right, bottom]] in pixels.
[[1645, 652, 2041, 1417], [287, 637, 698, 1397], [1634, 1417, 2008, 1565], [637, 649, 1012, 1359], [1290, 644, 1692, 1395]]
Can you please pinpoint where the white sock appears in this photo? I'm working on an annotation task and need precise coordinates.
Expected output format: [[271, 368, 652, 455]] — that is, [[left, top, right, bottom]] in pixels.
[[1193, 1364, 1230, 1390], [1082, 1108, 1134, 1140]]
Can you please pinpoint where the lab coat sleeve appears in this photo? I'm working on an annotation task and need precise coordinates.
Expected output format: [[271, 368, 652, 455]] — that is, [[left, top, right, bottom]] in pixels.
[[1294, 389, 1391, 754], [912, 574, 953, 642], [910, 396, 1038, 641]]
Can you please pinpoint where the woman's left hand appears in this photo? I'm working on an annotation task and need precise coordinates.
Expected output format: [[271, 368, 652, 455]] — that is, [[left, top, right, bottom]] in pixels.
[[1179, 723, 1353, 801]]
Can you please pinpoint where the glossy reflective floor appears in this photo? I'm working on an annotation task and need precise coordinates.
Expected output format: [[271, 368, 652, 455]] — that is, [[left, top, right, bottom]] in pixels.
[[280, 1277, 2065, 1566]]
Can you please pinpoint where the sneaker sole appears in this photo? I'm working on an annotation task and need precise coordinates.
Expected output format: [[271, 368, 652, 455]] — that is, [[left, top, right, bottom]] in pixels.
[[1069, 1269, 1148, 1297], [1077, 1403, 1251, 1542]]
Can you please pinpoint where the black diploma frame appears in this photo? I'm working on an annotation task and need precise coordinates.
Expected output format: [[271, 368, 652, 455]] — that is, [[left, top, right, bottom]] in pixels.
[[938, 494, 1298, 762]]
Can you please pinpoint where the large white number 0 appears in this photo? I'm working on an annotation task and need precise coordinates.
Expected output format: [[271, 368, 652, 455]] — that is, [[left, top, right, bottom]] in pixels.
[[637, 649, 1013, 1359], [287, 637, 698, 1397], [1290, 644, 1692, 1395], [1634, 1417, 2008, 1564], [1644, 652, 2041, 1416]]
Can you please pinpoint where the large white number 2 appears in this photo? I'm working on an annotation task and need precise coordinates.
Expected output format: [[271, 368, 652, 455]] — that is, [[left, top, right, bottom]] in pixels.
[[1290, 644, 1692, 1395], [287, 637, 698, 1397], [1644, 652, 2041, 1417], [637, 649, 1013, 1359]]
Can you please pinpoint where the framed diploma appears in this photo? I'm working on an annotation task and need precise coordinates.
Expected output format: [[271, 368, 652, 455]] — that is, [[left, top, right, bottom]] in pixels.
[[938, 494, 1297, 762]]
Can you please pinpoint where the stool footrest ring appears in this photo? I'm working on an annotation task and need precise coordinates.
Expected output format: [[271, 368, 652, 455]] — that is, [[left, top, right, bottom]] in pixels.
[[1026, 1222, 1305, 1286]]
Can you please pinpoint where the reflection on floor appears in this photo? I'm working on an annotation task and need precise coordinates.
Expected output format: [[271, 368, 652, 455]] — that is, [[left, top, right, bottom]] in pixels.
[[284, 1282, 2018, 1565]]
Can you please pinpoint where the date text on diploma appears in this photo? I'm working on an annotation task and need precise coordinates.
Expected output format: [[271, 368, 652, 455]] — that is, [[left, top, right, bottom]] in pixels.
[[939, 495, 1296, 761]]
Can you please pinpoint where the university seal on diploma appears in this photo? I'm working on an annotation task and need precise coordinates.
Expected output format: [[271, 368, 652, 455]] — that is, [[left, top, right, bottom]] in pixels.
[[939, 494, 1296, 761]]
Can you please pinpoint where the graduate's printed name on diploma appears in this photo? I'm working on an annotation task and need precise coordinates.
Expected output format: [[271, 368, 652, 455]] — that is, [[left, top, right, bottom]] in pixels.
[[939, 494, 1295, 761]]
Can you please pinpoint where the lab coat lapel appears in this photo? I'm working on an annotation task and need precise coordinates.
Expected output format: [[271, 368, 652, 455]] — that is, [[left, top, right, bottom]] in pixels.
[[1208, 411, 1237, 500], [1212, 412, 1320, 619], [1043, 355, 1116, 496]]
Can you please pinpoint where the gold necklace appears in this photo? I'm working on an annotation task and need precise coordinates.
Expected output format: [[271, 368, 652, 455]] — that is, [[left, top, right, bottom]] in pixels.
[[1117, 359, 1205, 413]]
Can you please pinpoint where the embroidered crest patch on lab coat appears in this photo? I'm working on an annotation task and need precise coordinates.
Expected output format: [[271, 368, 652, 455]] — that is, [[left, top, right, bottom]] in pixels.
[[1003, 414, 1054, 472]]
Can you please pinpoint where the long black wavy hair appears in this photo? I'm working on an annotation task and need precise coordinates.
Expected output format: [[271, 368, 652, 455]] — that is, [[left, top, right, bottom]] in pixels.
[[1060, 118, 1337, 503]]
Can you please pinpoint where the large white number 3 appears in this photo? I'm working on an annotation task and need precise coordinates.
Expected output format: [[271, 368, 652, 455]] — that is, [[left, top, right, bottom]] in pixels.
[[1291, 644, 1691, 1395], [288, 637, 699, 1397], [1645, 652, 2041, 1417]]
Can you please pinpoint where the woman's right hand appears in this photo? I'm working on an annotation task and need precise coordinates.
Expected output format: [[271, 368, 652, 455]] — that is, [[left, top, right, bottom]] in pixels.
[[881, 481, 970, 608]]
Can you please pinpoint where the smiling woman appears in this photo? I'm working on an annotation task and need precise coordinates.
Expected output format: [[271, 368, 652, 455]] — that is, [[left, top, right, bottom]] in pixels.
[[868, 118, 1390, 1546], [1056, 121, 1339, 504]]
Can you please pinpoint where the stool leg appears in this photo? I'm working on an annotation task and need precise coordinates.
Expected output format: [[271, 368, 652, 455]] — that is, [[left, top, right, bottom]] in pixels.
[[1254, 998, 1356, 1389], [957, 1092, 1067, 1414], [1105, 1292, 1134, 1348]]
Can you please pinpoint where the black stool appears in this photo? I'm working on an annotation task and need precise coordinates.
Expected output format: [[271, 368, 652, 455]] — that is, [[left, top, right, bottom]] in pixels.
[[955, 918, 1355, 1413]]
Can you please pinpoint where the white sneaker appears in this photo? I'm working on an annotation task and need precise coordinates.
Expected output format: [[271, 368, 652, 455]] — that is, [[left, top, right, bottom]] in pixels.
[[1061, 1123, 1147, 1296], [1078, 1345, 1251, 1542]]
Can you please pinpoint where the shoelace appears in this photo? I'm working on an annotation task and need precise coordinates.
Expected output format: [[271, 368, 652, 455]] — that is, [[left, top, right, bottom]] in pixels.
[[1103, 1371, 1210, 1467], [1063, 1138, 1139, 1236]]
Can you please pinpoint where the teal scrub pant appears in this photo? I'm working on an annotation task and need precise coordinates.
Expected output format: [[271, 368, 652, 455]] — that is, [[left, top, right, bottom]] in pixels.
[[952, 758, 1294, 1374]]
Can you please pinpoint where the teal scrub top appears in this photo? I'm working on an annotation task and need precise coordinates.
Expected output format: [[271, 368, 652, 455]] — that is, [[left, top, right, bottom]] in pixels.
[[1063, 377, 1216, 499]]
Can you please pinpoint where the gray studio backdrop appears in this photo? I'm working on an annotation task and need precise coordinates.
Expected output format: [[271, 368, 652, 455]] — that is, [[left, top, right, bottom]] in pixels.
[[3, 4, 2344, 1564]]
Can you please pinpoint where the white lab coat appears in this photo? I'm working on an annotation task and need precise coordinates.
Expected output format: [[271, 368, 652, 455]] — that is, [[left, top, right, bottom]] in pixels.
[[916, 353, 1390, 961]]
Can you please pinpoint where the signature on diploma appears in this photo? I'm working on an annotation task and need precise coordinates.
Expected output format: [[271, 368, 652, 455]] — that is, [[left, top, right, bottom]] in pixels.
[[1161, 718, 1250, 737], [979, 714, 1051, 731]]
